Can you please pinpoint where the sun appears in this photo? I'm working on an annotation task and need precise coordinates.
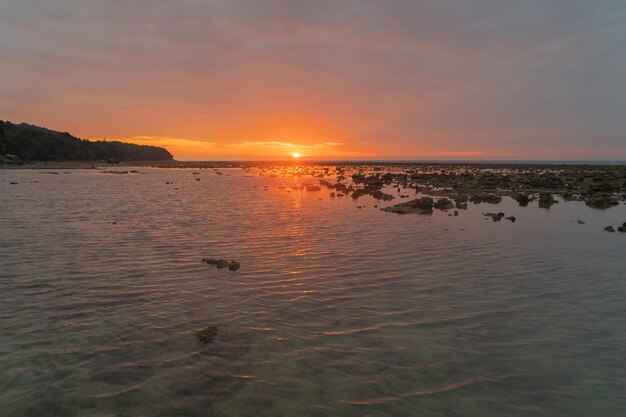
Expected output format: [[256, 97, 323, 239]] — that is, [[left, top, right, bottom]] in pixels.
[[292, 152, 301, 159]]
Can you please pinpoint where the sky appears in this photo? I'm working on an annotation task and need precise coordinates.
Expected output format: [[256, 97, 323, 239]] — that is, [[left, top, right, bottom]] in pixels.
[[1, 0, 625, 160]]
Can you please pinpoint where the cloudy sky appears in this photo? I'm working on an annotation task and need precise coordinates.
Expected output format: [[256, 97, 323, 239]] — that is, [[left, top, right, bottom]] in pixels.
[[1, 0, 625, 160]]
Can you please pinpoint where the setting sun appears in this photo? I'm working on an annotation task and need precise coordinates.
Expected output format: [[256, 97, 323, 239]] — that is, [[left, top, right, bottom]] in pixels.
[[292, 152, 301, 159]]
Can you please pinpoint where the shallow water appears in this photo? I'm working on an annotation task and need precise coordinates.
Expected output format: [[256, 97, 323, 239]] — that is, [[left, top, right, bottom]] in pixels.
[[1, 167, 625, 417]]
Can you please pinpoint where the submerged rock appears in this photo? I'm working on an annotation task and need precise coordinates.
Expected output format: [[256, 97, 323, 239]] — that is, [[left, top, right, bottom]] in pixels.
[[203, 258, 240, 271], [484, 212, 505, 222], [604, 226, 615, 232], [196, 325, 219, 344], [382, 196, 434, 214], [215, 260, 230, 269]]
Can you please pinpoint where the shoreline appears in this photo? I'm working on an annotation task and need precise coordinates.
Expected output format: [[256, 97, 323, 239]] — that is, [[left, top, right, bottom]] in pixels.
[[2, 159, 626, 170]]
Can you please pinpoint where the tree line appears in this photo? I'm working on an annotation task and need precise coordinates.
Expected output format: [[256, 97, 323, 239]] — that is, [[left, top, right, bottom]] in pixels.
[[0, 120, 173, 161]]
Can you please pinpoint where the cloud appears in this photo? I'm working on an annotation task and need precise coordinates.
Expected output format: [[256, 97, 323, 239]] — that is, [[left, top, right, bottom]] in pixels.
[[228, 141, 343, 150], [223, 140, 372, 159], [106, 136, 216, 149], [1, 1, 625, 159]]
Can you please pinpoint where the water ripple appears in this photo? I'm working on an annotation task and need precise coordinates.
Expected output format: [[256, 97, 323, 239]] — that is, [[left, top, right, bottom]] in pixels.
[[1, 168, 625, 417]]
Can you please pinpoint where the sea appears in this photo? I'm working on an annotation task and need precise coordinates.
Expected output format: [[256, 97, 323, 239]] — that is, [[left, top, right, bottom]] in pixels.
[[1, 166, 625, 417]]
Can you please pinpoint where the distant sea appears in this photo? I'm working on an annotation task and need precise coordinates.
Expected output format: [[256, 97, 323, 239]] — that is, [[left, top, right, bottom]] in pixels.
[[178, 159, 626, 165]]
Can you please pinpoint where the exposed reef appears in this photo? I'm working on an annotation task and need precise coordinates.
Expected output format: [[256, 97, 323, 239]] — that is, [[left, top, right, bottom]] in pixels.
[[382, 197, 434, 214], [585, 194, 619, 209], [224, 163, 626, 215], [538, 193, 558, 209], [605, 222, 626, 233]]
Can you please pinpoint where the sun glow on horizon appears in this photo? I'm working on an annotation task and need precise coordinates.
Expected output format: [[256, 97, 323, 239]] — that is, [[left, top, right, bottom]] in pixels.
[[95, 134, 486, 161]]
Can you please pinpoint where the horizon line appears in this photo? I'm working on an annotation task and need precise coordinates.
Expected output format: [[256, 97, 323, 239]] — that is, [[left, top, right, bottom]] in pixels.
[[172, 159, 626, 163]]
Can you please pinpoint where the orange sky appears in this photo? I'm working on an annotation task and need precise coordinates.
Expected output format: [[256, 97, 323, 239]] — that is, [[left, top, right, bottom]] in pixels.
[[2, 2, 626, 160], [92, 118, 486, 161]]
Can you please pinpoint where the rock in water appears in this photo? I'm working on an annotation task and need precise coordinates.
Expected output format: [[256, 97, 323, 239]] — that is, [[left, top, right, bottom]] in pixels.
[[585, 194, 619, 210], [514, 194, 530, 206], [382, 197, 434, 214], [215, 260, 230, 269], [538, 193, 558, 209], [470, 194, 502, 204], [434, 198, 454, 211], [196, 326, 219, 343], [484, 212, 505, 222], [203, 258, 241, 271], [604, 226, 615, 232]]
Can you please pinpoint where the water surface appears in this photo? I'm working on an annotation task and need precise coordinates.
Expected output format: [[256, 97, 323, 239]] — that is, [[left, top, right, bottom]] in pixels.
[[1, 167, 625, 416]]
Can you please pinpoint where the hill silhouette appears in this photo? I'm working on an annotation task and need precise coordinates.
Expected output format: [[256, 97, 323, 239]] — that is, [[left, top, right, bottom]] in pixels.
[[0, 120, 173, 162]]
